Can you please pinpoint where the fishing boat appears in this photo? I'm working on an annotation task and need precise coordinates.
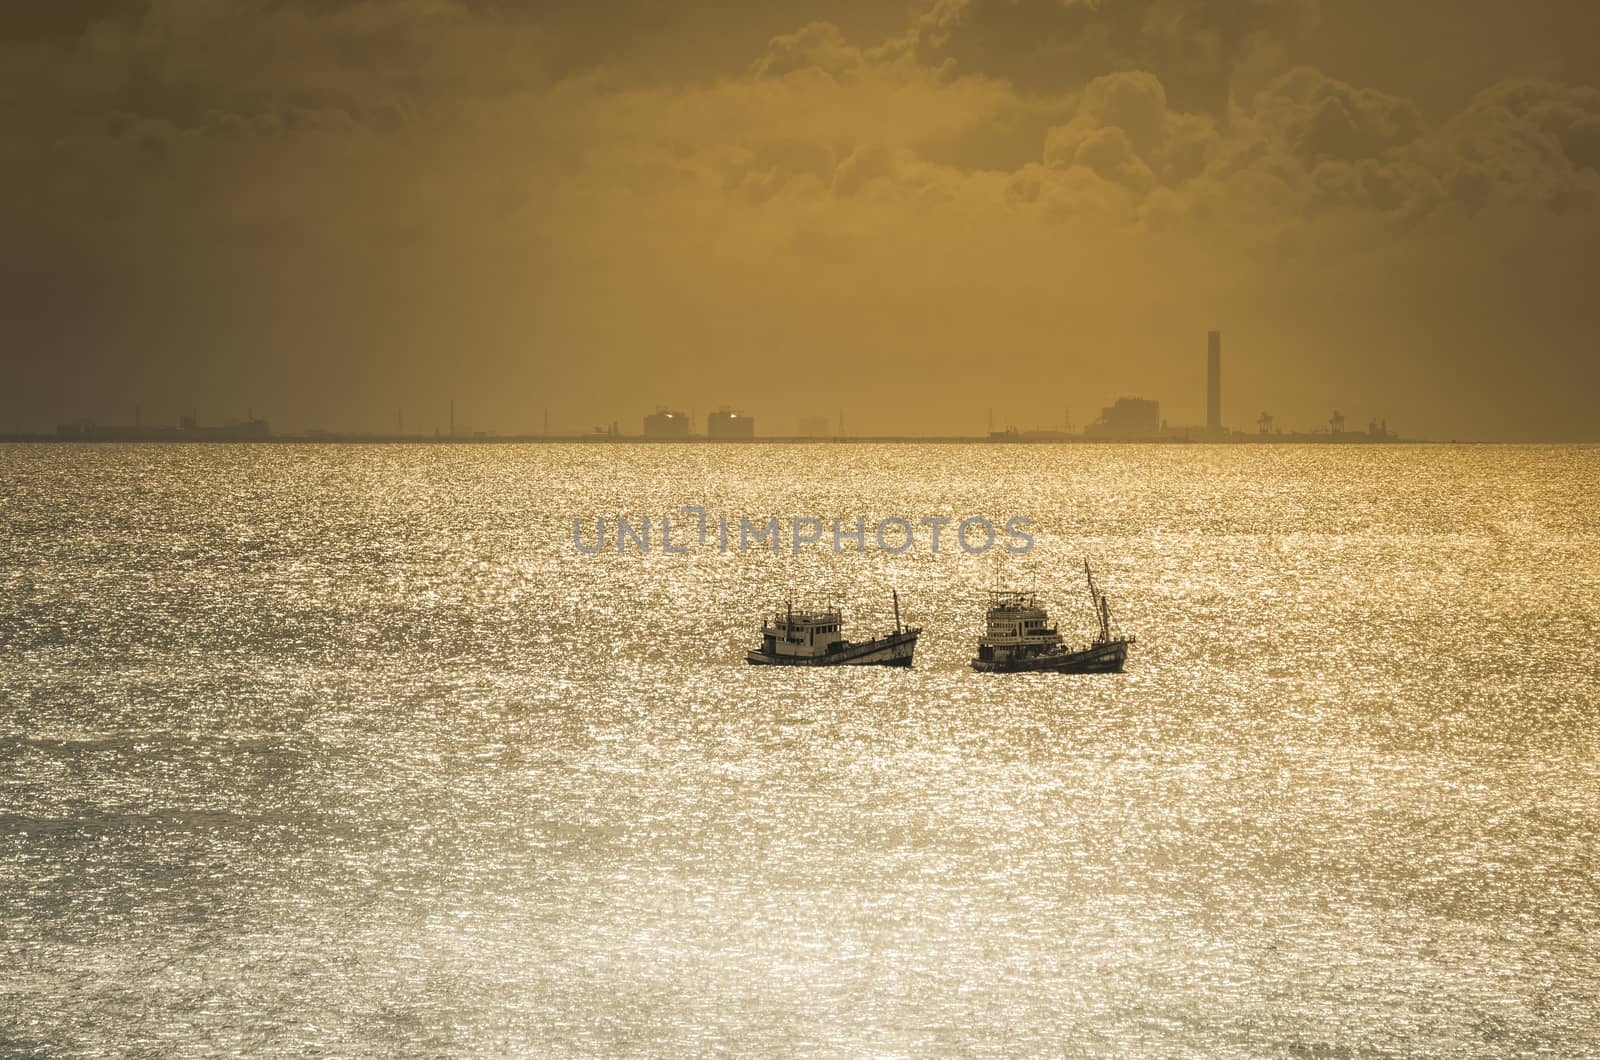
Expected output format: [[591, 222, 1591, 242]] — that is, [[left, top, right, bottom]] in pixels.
[[745, 591, 919, 667], [970, 561, 1134, 673]]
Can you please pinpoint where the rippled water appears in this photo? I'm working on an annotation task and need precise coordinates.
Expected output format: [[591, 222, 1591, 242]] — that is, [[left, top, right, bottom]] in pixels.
[[2, 443, 1597, 1056]]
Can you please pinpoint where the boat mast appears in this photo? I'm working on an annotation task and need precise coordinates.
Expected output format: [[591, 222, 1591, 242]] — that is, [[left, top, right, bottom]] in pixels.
[[1085, 559, 1110, 642], [892, 589, 901, 634]]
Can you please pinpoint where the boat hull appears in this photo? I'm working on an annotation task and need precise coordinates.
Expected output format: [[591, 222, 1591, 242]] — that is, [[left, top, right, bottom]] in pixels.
[[746, 629, 919, 667], [970, 638, 1130, 674]]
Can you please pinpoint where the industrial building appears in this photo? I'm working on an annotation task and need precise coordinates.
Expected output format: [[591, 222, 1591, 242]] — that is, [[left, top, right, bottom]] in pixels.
[[1085, 398, 1161, 440], [643, 407, 690, 439], [707, 407, 755, 440]]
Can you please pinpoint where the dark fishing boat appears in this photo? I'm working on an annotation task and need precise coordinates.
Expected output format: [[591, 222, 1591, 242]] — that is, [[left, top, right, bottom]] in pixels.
[[745, 591, 919, 667], [970, 561, 1134, 673]]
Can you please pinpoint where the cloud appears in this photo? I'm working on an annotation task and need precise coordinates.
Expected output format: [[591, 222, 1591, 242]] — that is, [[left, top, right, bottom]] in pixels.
[[1043, 70, 1224, 196], [1015, 64, 1600, 230], [1252, 66, 1422, 161], [1, 0, 557, 149], [912, 0, 1319, 112], [1436, 79, 1600, 211], [754, 21, 866, 80]]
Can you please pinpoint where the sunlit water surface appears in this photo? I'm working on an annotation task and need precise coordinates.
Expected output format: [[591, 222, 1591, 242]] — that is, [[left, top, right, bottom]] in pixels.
[[2, 443, 1597, 1056]]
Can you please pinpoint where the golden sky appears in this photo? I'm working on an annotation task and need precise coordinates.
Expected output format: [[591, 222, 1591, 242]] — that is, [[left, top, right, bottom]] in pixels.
[[4, 0, 1599, 439]]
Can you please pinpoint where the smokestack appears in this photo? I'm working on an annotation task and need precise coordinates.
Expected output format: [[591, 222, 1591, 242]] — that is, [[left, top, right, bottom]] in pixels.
[[1207, 330, 1221, 432]]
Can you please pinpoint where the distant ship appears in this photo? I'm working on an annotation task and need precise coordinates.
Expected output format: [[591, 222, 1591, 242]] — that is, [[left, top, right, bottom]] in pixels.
[[746, 592, 919, 667], [970, 561, 1134, 673]]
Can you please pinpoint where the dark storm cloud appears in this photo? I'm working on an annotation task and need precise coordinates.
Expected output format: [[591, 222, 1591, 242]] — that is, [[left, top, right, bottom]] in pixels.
[[0, 2, 142, 40], [1257, 67, 1423, 162], [1433, 80, 1600, 218], [1, 1, 549, 149], [1022, 61, 1599, 228], [1298, 0, 1600, 118], [914, 0, 1319, 113]]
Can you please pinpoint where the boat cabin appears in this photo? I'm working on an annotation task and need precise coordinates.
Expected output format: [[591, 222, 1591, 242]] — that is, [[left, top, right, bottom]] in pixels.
[[760, 607, 847, 661], [976, 590, 1064, 663]]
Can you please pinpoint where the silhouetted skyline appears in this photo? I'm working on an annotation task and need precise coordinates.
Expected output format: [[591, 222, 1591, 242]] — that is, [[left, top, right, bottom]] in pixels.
[[8, 331, 1434, 442], [3, 3, 1599, 440]]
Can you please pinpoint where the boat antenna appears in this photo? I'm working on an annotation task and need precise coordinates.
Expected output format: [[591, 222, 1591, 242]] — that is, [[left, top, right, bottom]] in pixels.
[[892, 589, 901, 634]]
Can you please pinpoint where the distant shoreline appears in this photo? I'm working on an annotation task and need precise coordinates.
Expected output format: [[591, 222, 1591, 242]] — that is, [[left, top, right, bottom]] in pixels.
[[0, 433, 1458, 445]]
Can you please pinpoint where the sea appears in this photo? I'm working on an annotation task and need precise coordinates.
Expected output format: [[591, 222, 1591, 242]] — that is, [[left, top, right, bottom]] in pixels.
[[2, 443, 1597, 1057]]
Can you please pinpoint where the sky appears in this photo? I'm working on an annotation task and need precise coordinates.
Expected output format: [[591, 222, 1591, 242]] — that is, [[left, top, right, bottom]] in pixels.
[[3, 0, 1599, 439]]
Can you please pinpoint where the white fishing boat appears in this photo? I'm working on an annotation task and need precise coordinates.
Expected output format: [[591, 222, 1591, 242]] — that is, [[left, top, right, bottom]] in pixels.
[[745, 592, 919, 667], [970, 561, 1134, 673]]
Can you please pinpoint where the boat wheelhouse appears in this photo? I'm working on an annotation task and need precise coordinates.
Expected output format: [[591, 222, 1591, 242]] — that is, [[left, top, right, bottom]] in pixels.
[[746, 592, 919, 667], [971, 561, 1134, 673]]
